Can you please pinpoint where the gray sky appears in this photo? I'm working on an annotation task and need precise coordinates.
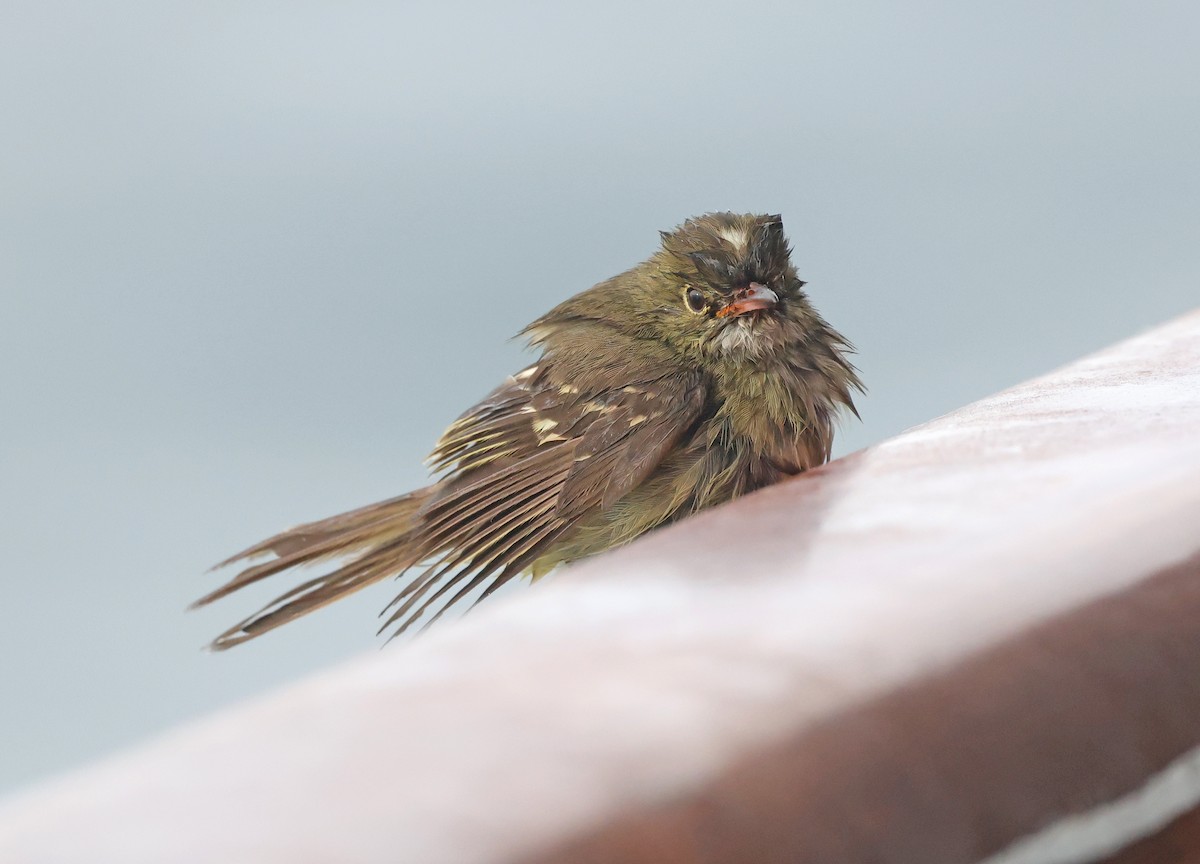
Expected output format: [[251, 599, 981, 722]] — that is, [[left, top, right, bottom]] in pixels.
[[2, 1, 1198, 795]]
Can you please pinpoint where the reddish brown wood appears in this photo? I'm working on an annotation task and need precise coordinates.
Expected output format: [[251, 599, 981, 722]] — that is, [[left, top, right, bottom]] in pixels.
[[1098, 805, 1200, 864], [1, 309, 1198, 864], [529, 549, 1200, 864]]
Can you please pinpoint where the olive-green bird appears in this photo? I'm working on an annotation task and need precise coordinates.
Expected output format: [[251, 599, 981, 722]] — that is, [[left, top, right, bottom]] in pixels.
[[197, 212, 861, 649]]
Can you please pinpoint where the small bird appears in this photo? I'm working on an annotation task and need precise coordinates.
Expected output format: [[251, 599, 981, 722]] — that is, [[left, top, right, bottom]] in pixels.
[[197, 212, 861, 649]]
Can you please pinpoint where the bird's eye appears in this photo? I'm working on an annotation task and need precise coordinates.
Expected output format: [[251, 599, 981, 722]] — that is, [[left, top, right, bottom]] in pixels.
[[683, 286, 708, 314]]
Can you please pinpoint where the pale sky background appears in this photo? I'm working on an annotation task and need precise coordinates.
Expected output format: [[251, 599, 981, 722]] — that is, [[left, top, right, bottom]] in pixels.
[[2, 1, 1198, 795]]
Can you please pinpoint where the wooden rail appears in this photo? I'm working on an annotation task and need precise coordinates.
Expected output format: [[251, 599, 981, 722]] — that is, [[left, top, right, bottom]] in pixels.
[[2, 309, 1199, 864]]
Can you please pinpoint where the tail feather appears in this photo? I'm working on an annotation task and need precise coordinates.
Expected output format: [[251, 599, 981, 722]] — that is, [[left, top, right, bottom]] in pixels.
[[200, 428, 580, 648], [198, 490, 432, 650]]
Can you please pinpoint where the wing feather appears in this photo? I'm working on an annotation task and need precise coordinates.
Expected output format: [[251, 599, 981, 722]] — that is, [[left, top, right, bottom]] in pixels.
[[204, 360, 709, 645], [556, 378, 706, 518]]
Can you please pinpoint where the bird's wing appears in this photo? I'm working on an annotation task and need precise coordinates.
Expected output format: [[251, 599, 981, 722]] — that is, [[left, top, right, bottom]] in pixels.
[[202, 362, 707, 648], [430, 363, 707, 517], [379, 363, 705, 634], [555, 376, 707, 518], [428, 363, 707, 503]]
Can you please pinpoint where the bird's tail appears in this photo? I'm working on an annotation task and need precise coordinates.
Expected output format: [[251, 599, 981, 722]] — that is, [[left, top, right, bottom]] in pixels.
[[194, 488, 433, 650]]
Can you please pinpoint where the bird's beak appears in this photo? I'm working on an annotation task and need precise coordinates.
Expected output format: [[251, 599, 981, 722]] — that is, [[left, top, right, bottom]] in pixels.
[[716, 282, 779, 318]]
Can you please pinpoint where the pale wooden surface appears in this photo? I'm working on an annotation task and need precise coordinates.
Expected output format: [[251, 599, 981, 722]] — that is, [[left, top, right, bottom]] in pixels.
[[2, 310, 1199, 864]]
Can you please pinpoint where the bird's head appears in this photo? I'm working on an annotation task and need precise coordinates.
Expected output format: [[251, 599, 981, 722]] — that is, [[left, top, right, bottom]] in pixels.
[[646, 212, 810, 365], [524, 212, 857, 387]]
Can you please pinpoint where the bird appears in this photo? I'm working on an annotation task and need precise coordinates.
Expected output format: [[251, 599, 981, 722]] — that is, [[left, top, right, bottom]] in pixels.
[[196, 212, 862, 649]]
